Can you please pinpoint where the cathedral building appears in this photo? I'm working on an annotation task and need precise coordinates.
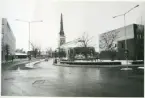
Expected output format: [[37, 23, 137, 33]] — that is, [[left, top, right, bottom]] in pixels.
[[56, 14, 96, 60]]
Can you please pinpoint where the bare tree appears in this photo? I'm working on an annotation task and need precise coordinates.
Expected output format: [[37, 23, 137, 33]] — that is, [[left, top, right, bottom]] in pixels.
[[99, 30, 119, 51], [30, 42, 41, 58], [46, 48, 50, 57], [78, 32, 94, 47], [77, 32, 94, 59], [37, 45, 41, 56], [99, 30, 119, 61]]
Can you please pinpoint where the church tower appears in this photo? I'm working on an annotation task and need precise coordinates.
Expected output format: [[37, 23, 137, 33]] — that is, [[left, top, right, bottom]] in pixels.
[[58, 13, 66, 47]]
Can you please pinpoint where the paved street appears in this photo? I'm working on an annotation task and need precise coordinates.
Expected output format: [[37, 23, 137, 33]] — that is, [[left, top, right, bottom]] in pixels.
[[1, 59, 144, 97]]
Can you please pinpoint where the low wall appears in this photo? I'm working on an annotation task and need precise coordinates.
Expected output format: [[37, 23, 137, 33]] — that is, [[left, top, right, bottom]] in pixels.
[[132, 61, 144, 64], [60, 61, 121, 65]]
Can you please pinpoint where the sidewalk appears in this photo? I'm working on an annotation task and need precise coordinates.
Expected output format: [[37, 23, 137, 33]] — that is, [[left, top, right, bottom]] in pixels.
[[25, 59, 44, 68], [2, 58, 27, 64], [2, 58, 42, 70], [2, 59, 28, 69]]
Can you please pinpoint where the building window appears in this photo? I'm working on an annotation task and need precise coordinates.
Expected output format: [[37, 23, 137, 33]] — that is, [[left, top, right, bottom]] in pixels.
[[140, 34, 142, 39], [121, 43, 124, 48], [137, 34, 139, 39]]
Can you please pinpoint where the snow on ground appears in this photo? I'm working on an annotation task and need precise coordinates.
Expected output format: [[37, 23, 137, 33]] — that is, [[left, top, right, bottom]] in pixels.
[[74, 60, 143, 65], [138, 67, 144, 69], [25, 59, 44, 68]]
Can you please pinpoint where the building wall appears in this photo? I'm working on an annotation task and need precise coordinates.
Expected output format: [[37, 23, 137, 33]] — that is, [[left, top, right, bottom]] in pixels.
[[117, 39, 135, 60], [99, 24, 134, 51], [116, 24, 134, 41], [99, 24, 144, 60], [1, 18, 16, 61], [133, 24, 144, 60]]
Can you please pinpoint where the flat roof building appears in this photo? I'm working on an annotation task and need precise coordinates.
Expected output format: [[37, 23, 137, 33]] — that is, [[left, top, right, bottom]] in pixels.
[[99, 24, 144, 60], [1, 18, 16, 61]]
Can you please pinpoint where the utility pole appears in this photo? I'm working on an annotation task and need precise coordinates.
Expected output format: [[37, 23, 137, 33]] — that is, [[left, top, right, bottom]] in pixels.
[[15, 19, 43, 60], [113, 5, 139, 70]]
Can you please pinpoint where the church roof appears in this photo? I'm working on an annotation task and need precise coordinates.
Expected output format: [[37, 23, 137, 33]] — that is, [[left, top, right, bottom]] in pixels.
[[60, 38, 81, 48]]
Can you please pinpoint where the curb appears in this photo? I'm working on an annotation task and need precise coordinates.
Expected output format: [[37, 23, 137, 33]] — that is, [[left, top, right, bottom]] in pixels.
[[25, 59, 44, 68], [60, 61, 121, 65], [54, 63, 144, 68], [34, 59, 44, 65]]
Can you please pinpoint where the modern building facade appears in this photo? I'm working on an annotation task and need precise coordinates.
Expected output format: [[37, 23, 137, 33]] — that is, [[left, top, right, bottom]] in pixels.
[[1, 18, 16, 61], [58, 13, 66, 47], [99, 24, 144, 60]]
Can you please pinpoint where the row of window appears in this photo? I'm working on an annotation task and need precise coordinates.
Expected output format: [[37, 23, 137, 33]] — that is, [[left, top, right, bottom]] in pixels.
[[137, 34, 143, 39]]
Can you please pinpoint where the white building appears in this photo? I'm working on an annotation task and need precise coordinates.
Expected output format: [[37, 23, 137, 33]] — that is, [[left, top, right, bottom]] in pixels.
[[1, 18, 16, 61]]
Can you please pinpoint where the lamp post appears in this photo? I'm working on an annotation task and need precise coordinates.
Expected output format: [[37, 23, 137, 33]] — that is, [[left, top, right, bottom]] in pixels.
[[15, 19, 43, 60], [113, 5, 139, 70]]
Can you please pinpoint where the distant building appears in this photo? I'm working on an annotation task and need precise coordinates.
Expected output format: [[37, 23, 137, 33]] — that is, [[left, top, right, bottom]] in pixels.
[[99, 24, 144, 60], [1, 18, 16, 61], [15, 52, 27, 59], [58, 13, 66, 47], [58, 39, 96, 60], [27, 51, 35, 57]]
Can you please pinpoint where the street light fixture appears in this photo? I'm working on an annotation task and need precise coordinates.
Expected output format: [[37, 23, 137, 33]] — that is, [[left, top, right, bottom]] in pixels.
[[113, 5, 139, 70], [15, 19, 43, 60]]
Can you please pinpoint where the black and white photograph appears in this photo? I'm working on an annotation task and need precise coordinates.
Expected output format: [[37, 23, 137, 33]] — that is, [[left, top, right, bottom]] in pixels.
[[0, 0, 144, 97]]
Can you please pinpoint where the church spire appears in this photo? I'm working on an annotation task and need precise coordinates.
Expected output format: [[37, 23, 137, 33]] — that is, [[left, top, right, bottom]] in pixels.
[[58, 13, 66, 47], [61, 13, 63, 31], [60, 13, 64, 36]]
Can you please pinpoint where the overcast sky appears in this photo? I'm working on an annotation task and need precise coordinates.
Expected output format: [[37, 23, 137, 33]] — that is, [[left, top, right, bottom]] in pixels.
[[0, 0, 145, 52]]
